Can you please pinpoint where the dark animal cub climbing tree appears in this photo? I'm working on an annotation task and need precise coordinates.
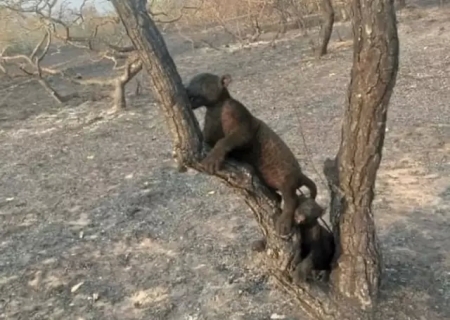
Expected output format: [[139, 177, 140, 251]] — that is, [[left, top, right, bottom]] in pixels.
[[111, 0, 399, 319]]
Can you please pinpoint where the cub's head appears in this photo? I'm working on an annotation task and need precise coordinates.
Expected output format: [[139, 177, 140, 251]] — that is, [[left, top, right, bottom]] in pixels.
[[185, 73, 232, 109], [294, 195, 325, 228]]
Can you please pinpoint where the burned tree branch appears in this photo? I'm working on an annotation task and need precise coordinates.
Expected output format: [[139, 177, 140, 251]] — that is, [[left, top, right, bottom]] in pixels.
[[0, 25, 70, 104]]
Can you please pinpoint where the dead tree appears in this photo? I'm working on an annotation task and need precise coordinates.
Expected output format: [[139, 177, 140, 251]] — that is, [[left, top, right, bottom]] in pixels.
[[111, 0, 399, 319], [0, 0, 140, 110], [318, 0, 334, 56], [0, 27, 73, 104], [0, 0, 198, 111]]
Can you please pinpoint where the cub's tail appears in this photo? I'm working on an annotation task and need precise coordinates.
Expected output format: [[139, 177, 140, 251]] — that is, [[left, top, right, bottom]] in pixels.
[[298, 173, 317, 199]]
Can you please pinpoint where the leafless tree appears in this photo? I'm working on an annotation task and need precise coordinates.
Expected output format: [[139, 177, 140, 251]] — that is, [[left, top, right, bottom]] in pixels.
[[0, 0, 199, 111], [110, 0, 399, 318], [0, 0, 142, 110]]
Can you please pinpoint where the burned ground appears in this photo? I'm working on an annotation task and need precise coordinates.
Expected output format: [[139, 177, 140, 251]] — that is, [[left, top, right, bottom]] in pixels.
[[1, 6, 449, 320]]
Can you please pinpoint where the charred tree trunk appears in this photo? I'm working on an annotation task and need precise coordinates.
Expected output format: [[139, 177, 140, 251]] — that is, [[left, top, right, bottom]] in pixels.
[[318, 0, 335, 56], [324, 0, 399, 310], [112, 0, 398, 319]]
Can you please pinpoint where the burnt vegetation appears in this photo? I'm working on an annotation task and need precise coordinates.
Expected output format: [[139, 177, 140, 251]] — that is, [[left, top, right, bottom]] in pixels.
[[4, 0, 435, 318], [110, 0, 399, 318]]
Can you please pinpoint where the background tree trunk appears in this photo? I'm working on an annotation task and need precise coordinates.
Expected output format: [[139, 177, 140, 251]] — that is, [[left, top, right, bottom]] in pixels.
[[318, 0, 335, 56], [112, 0, 399, 318], [324, 0, 399, 310]]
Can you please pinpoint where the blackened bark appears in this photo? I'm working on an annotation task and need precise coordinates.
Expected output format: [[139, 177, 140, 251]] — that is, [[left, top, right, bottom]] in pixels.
[[319, 0, 335, 56], [324, 0, 399, 310]]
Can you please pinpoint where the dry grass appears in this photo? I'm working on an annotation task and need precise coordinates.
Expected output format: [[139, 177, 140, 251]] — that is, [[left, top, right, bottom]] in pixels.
[[0, 10, 44, 54], [153, 0, 349, 34], [0, 0, 349, 55], [0, 7, 123, 55]]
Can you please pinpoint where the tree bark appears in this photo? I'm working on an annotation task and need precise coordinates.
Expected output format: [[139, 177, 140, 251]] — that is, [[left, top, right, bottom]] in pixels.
[[324, 0, 399, 310], [111, 0, 398, 319], [318, 0, 335, 56], [111, 0, 203, 166]]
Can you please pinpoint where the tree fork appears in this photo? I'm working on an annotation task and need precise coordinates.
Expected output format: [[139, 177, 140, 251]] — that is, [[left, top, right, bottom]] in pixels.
[[111, 1, 340, 319], [112, 0, 399, 318], [324, 0, 399, 309]]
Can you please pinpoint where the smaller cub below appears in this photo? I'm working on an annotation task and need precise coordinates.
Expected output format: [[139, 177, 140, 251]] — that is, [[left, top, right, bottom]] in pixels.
[[291, 196, 335, 283]]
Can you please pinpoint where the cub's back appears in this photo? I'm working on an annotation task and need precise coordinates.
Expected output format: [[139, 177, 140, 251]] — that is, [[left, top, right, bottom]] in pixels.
[[253, 119, 301, 187]]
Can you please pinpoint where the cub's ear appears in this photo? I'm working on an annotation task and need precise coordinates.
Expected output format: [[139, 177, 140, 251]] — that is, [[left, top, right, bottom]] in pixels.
[[220, 74, 232, 88], [296, 197, 325, 224]]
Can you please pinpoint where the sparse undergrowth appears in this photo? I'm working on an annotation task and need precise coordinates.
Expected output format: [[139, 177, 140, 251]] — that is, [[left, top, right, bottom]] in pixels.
[[0, 5, 449, 320]]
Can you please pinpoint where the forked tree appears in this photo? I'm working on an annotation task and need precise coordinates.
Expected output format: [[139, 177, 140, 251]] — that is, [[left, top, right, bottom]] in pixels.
[[110, 0, 399, 319]]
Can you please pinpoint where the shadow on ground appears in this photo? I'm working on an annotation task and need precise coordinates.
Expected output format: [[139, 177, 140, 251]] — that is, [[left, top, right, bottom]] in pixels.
[[378, 207, 450, 319]]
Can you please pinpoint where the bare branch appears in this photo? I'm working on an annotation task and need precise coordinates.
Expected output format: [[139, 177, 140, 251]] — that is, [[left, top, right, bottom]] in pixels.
[[113, 58, 143, 111], [0, 0, 144, 110], [69, 0, 88, 24], [149, 0, 204, 24], [29, 29, 48, 60], [37, 27, 51, 61], [65, 54, 143, 111]]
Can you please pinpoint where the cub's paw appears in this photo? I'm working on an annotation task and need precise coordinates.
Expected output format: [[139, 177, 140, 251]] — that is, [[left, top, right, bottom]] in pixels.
[[201, 152, 224, 173], [292, 266, 306, 285], [275, 214, 293, 236], [292, 258, 313, 284], [201, 148, 225, 173]]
